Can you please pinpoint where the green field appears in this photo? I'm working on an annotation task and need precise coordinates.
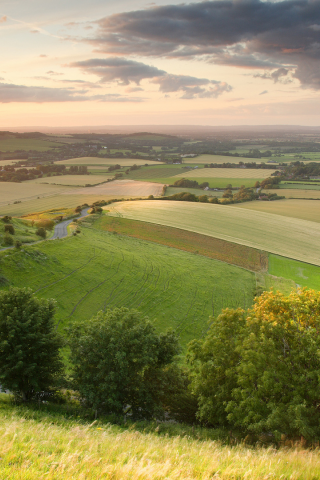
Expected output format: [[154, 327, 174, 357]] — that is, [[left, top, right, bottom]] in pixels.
[[234, 199, 320, 223], [269, 254, 320, 291], [106, 200, 320, 266], [281, 183, 320, 190], [0, 138, 64, 152], [57, 157, 163, 166], [0, 217, 257, 347], [178, 167, 275, 179], [182, 154, 274, 165], [165, 187, 222, 197]]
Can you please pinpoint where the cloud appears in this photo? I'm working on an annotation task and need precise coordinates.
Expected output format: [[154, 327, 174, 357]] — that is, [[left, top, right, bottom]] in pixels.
[[259, 90, 268, 95], [0, 82, 142, 103], [46, 70, 63, 76], [87, 0, 320, 89], [254, 67, 292, 83], [69, 57, 232, 99], [0, 16, 7, 23], [30, 29, 39, 34], [39, 54, 47, 58], [69, 57, 165, 85]]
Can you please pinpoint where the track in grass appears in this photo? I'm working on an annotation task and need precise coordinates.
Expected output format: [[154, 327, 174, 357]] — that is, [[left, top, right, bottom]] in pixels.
[[0, 221, 257, 347], [106, 200, 320, 266]]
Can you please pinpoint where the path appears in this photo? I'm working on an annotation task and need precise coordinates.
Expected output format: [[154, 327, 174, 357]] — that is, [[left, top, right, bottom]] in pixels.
[[50, 208, 89, 240]]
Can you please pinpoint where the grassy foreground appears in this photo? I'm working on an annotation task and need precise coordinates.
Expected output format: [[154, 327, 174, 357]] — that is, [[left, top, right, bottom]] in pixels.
[[1, 397, 319, 479]]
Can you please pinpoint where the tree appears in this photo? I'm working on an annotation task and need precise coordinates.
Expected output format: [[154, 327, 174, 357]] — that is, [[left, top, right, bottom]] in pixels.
[[188, 308, 246, 426], [4, 224, 14, 235], [227, 289, 320, 440], [0, 288, 64, 401], [69, 307, 180, 418]]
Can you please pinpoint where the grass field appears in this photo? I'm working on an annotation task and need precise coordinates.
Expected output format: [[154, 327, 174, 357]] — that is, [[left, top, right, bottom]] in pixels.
[[281, 183, 320, 190], [0, 138, 64, 151], [106, 200, 320, 266], [182, 154, 275, 164], [0, 182, 69, 206], [269, 254, 320, 291], [0, 217, 40, 247], [26, 175, 113, 186], [1, 398, 319, 480], [66, 180, 164, 197], [57, 157, 163, 166], [177, 168, 276, 179], [234, 199, 320, 223], [127, 166, 185, 180], [0, 217, 257, 347]]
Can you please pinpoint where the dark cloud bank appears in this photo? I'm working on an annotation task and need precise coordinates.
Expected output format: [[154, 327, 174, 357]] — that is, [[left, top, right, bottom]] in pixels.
[[87, 0, 320, 89]]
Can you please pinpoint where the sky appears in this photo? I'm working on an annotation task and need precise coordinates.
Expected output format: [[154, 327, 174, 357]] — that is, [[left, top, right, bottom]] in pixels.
[[1, 0, 320, 127]]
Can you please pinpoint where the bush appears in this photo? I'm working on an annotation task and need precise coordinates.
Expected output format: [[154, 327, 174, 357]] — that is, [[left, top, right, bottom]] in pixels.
[[36, 227, 47, 239], [1, 215, 12, 223], [4, 224, 15, 235], [15, 240, 22, 249], [3, 233, 13, 246]]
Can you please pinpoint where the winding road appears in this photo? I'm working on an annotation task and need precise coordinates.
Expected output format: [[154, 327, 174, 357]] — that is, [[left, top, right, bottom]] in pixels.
[[50, 208, 89, 240]]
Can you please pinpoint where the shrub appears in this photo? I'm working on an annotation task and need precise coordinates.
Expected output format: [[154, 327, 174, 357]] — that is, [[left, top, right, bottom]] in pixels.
[[36, 227, 47, 239], [4, 224, 15, 235], [15, 240, 22, 249], [1, 215, 12, 223], [3, 233, 13, 246]]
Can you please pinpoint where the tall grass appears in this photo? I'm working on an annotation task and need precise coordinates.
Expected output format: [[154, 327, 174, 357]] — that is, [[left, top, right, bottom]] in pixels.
[[1, 401, 320, 479]]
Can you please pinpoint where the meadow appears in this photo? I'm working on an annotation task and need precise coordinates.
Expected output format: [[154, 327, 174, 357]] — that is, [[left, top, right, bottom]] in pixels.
[[0, 138, 64, 151], [57, 157, 163, 166], [68, 180, 164, 197], [106, 200, 320, 266], [1, 398, 319, 480], [177, 167, 276, 179], [268, 254, 320, 291], [0, 217, 40, 247], [234, 199, 320, 223], [266, 188, 320, 199], [26, 175, 113, 186], [0, 217, 257, 347]]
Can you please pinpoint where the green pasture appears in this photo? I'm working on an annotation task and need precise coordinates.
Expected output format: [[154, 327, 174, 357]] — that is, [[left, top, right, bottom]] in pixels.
[[269, 254, 320, 291], [0, 138, 64, 152], [0, 217, 257, 347]]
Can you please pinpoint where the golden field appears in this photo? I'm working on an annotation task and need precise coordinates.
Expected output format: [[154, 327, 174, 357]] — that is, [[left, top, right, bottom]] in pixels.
[[176, 168, 276, 179], [26, 175, 113, 186], [56, 157, 164, 166], [66, 179, 164, 197], [234, 199, 320, 223], [106, 200, 320, 266]]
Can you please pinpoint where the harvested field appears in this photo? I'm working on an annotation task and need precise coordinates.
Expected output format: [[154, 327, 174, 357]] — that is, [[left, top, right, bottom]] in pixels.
[[98, 216, 268, 272], [106, 200, 320, 266], [176, 167, 276, 179], [26, 175, 113, 186], [182, 154, 274, 164], [0, 194, 132, 217], [0, 182, 69, 206], [66, 179, 164, 197], [57, 157, 163, 166], [0, 159, 23, 165], [235, 199, 320, 223]]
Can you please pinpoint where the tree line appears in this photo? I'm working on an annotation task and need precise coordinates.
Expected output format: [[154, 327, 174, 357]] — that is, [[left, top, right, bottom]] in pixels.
[[1, 287, 320, 442]]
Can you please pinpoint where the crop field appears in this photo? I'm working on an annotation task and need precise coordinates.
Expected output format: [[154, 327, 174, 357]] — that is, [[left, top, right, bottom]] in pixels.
[[66, 180, 164, 197], [57, 157, 163, 166], [98, 216, 269, 272], [281, 183, 320, 190], [176, 167, 276, 179], [266, 188, 320, 199], [269, 254, 320, 291], [127, 166, 185, 180], [235, 199, 320, 223], [0, 182, 69, 206], [106, 200, 320, 266], [26, 175, 113, 186], [182, 154, 274, 164], [0, 159, 23, 165], [1, 401, 320, 480], [0, 138, 64, 151], [0, 194, 133, 217], [165, 187, 222, 197], [0, 220, 257, 347]]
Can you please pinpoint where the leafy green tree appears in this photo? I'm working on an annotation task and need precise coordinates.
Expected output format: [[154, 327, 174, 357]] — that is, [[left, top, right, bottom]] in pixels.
[[69, 307, 180, 418], [188, 308, 246, 426], [0, 288, 64, 401], [4, 224, 14, 235], [36, 227, 46, 238], [227, 289, 320, 440]]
